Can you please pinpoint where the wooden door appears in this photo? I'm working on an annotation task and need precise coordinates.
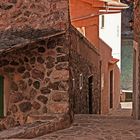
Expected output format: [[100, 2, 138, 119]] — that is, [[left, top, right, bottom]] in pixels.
[[0, 76, 4, 117], [110, 71, 113, 108], [88, 76, 93, 114]]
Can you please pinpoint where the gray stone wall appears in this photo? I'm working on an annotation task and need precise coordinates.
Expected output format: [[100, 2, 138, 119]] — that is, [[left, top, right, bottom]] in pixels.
[[0, 33, 70, 130], [69, 26, 101, 114]]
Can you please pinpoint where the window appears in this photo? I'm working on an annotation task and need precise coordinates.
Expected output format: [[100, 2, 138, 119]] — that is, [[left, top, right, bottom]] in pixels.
[[101, 15, 105, 29], [79, 74, 83, 90], [110, 70, 113, 108]]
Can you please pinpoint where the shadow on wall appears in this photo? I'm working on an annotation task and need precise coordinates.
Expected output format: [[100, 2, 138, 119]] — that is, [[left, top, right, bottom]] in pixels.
[[0, 28, 62, 50]]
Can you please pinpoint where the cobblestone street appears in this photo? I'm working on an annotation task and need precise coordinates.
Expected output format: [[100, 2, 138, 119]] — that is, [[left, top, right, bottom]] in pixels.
[[5, 103, 139, 140], [33, 113, 140, 140]]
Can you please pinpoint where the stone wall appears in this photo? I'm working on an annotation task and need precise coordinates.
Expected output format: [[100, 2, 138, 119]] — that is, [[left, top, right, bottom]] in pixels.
[[134, 0, 140, 42], [0, 33, 70, 130], [69, 26, 101, 114], [133, 0, 140, 119], [0, 0, 69, 49]]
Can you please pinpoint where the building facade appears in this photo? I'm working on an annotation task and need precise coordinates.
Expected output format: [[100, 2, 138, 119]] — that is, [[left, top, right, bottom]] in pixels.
[[99, 12, 122, 68], [70, 0, 127, 114], [0, 0, 101, 132]]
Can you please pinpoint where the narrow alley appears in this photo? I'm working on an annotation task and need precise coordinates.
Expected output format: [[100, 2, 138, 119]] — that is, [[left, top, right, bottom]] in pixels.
[[33, 103, 139, 140], [34, 114, 140, 140], [2, 104, 139, 140], [1, 0, 140, 139]]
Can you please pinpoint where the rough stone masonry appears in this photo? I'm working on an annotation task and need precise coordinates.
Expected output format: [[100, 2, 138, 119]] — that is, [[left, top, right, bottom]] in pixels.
[[0, 0, 101, 134]]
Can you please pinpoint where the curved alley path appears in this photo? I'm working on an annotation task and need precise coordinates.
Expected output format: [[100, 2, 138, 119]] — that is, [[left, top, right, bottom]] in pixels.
[[34, 114, 140, 140]]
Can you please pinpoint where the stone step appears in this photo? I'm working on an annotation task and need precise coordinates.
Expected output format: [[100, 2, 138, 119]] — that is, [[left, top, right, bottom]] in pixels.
[[0, 113, 71, 139], [26, 114, 60, 123]]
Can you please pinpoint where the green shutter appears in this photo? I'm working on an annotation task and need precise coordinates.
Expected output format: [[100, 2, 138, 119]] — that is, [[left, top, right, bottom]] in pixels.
[[0, 76, 4, 117]]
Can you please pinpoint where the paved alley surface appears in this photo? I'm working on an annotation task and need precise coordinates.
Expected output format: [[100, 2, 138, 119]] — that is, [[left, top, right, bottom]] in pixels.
[[34, 114, 140, 140]]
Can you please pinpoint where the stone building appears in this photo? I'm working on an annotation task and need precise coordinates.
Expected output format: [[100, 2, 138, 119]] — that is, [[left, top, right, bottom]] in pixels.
[[0, 0, 100, 133], [70, 0, 127, 114]]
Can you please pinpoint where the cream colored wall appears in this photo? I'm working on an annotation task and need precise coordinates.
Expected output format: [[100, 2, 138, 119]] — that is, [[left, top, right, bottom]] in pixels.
[[99, 12, 122, 68]]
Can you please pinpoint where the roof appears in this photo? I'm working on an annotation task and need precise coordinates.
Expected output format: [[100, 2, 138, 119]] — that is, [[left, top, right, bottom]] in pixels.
[[99, 0, 129, 10], [0, 28, 64, 51], [109, 57, 119, 64], [106, 0, 129, 9], [82, 0, 129, 10]]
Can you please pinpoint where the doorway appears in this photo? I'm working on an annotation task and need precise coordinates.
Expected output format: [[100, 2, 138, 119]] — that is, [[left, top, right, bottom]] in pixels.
[[0, 75, 4, 117], [88, 76, 93, 114], [110, 70, 113, 109]]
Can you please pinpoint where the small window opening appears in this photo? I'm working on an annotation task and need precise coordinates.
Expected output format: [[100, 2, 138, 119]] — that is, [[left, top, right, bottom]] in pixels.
[[101, 15, 105, 29], [79, 74, 83, 90], [72, 78, 75, 89]]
